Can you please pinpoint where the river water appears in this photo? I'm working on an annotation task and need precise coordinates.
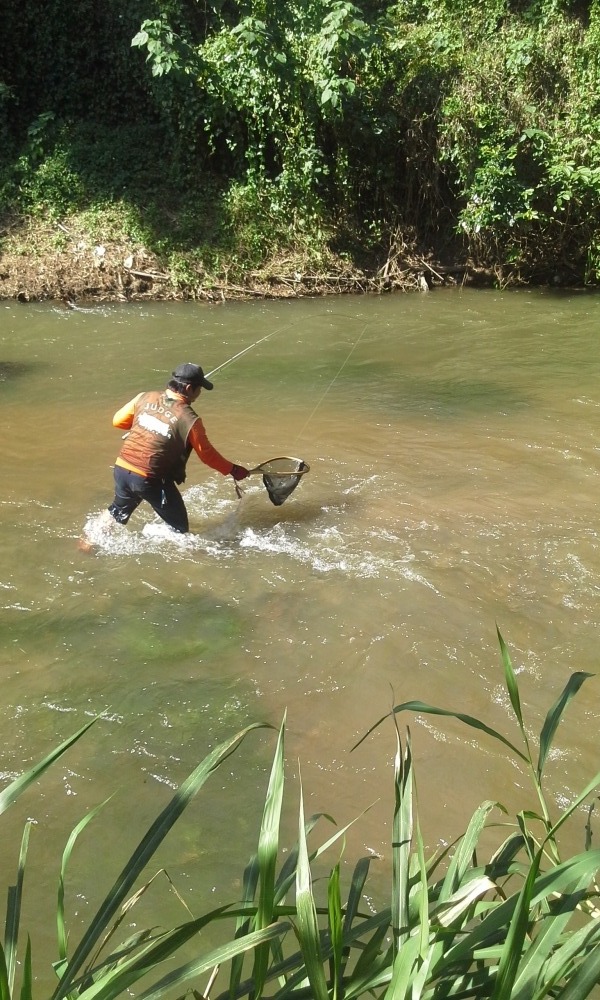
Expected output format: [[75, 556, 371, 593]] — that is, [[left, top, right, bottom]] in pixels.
[[1, 288, 599, 984]]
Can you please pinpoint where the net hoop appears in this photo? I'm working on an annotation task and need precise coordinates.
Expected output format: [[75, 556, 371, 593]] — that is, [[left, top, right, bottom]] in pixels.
[[249, 457, 311, 477], [236, 456, 310, 506]]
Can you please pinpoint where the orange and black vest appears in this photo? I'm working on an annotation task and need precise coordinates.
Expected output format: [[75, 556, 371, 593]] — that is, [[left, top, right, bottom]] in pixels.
[[118, 391, 198, 483]]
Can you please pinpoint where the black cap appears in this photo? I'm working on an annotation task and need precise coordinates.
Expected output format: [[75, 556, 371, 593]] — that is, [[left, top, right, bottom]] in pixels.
[[172, 363, 213, 390]]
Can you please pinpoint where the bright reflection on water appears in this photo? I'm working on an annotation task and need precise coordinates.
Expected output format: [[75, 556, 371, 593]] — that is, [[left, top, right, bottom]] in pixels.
[[1, 289, 600, 983]]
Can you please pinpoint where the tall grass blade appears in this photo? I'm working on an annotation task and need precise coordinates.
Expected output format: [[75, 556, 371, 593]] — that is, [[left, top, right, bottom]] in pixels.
[[342, 856, 370, 940], [391, 726, 412, 953], [273, 808, 370, 915], [345, 918, 390, 986], [78, 915, 287, 1000], [537, 672, 594, 782], [554, 941, 600, 1000], [253, 715, 286, 997], [353, 702, 527, 763], [536, 917, 600, 998], [443, 849, 600, 967], [384, 935, 420, 1000], [274, 813, 330, 900], [0, 943, 10, 1000], [439, 800, 497, 902], [408, 815, 433, 1000], [512, 883, 589, 999], [327, 863, 343, 1000], [0, 718, 97, 816], [496, 626, 525, 734], [490, 851, 541, 1000], [52, 722, 270, 1000], [58, 801, 110, 963], [435, 876, 497, 927], [229, 855, 260, 999], [18, 937, 31, 1000], [4, 821, 31, 996], [294, 776, 329, 1000]]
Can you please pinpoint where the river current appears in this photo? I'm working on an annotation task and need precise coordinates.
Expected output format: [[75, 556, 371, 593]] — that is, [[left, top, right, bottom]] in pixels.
[[1, 288, 599, 984]]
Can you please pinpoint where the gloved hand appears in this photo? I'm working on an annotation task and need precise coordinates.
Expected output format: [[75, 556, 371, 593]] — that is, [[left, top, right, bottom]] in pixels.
[[231, 464, 250, 481]]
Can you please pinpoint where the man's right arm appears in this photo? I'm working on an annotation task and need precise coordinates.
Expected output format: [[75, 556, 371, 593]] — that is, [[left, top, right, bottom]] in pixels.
[[112, 393, 143, 430]]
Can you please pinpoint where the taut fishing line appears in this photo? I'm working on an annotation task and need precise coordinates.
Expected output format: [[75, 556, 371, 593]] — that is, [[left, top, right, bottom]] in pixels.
[[293, 323, 369, 442], [215, 317, 369, 506], [205, 318, 311, 506]]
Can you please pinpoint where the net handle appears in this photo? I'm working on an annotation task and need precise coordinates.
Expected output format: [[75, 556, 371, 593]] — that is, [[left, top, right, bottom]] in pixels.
[[247, 458, 311, 477]]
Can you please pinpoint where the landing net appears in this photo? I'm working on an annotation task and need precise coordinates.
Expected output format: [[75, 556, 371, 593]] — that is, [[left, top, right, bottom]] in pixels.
[[250, 457, 310, 506]]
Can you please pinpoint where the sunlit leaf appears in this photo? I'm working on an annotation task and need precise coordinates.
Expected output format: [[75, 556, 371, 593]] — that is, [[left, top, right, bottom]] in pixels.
[[4, 821, 31, 996], [537, 672, 594, 782], [253, 714, 286, 996], [496, 626, 525, 734], [52, 723, 271, 1000], [353, 702, 527, 763], [18, 937, 32, 1000], [0, 718, 97, 817], [294, 776, 328, 1000]]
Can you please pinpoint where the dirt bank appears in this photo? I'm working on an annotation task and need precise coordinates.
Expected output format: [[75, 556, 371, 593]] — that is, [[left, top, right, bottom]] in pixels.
[[0, 217, 489, 304]]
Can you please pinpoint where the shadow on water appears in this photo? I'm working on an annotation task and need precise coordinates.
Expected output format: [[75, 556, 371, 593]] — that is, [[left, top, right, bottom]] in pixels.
[[2, 592, 247, 660], [333, 371, 531, 417], [397, 377, 531, 417], [0, 361, 40, 384]]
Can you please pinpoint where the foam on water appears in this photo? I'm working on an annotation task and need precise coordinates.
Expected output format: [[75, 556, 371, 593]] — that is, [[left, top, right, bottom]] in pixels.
[[80, 476, 439, 588]]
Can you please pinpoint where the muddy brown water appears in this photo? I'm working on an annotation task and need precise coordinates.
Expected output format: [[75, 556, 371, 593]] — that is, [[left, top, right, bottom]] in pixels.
[[1, 288, 599, 985]]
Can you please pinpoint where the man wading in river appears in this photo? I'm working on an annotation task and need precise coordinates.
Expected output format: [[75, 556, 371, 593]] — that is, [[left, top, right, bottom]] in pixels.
[[106, 362, 249, 533]]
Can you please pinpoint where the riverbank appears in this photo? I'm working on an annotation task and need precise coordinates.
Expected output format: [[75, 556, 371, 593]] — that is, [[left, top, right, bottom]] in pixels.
[[0, 213, 495, 304]]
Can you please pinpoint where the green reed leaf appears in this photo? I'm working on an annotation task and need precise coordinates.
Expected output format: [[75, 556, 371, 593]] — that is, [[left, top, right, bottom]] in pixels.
[[496, 625, 525, 734], [391, 726, 412, 953], [440, 800, 497, 902], [545, 770, 600, 844], [342, 856, 370, 938], [346, 917, 390, 988], [443, 849, 600, 968], [0, 718, 97, 817], [512, 883, 589, 999], [18, 937, 32, 1000], [253, 714, 286, 996], [537, 918, 600, 999], [0, 942, 10, 1000], [410, 817, 432, 999], [52, 722, 271, 1000], [537, 672, 594, 782], [4, 821, 31, 997], [327, 863, 343, 1000], [294, 776, 329, 1000], [229, 854, 260, 998], [435, 875, 497, 927], [58, 800, 110, 963], [78, 914, 286, 1000], [553, 940, 600, 1000], [353, 702, 527, 763], [384, 933, 420, 1000], [490, 848, 541, 1000]]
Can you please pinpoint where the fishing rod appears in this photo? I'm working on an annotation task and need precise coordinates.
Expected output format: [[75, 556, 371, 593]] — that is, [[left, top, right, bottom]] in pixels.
[[206, 324, 291, 379]]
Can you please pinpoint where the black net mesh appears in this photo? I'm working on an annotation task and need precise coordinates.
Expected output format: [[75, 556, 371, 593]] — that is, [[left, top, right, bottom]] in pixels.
[[258, 457, 310, 506]]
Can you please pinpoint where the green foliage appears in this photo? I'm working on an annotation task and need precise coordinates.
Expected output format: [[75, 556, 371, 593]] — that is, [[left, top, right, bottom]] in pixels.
[[439, 7, 600, 279], [3, 0, 600, 283], [1, 632, 599, 1000]]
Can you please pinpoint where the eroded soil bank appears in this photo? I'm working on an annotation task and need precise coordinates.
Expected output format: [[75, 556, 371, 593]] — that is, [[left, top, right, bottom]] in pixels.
[[0, 217, 496, 304]]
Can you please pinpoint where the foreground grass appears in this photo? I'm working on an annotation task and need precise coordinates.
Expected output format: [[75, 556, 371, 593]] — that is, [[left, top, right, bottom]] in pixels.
[[1, 629, 599, 1000]]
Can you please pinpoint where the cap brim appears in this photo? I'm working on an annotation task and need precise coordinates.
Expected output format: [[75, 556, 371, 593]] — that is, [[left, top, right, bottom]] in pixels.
[[202, 378, 214, 390]]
